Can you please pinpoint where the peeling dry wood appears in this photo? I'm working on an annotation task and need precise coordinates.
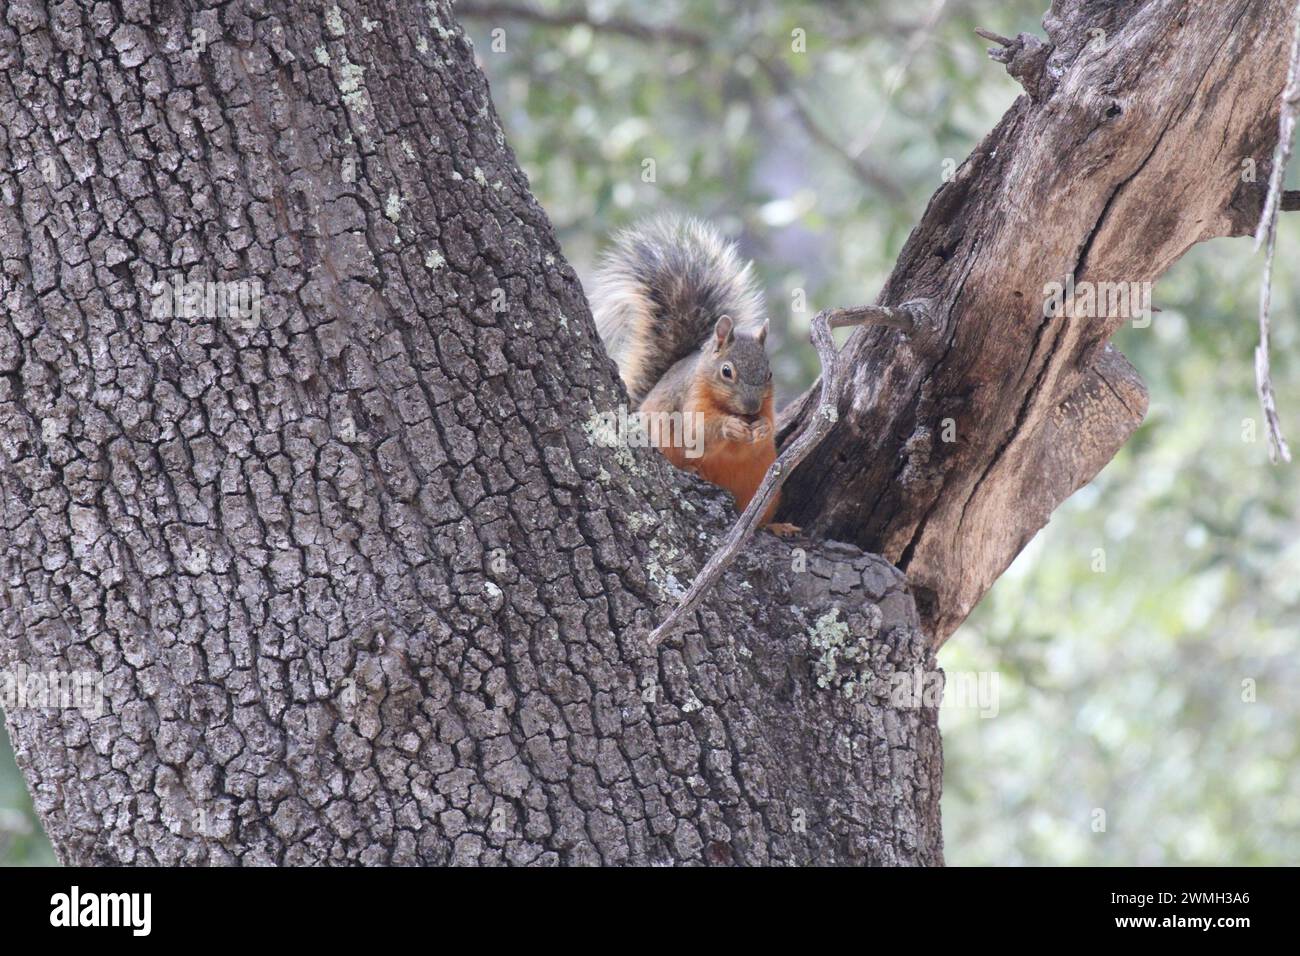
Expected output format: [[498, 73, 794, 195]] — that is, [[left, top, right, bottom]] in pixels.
[[779, 0, 1298, 643], [0, 1, 941, 865]]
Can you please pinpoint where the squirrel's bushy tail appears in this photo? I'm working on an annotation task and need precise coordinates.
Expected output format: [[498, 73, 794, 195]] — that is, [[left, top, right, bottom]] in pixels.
[[590, 215, 765, 407]]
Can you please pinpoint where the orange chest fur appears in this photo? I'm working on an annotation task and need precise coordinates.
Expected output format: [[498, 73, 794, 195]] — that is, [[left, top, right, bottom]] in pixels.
[[690, 437, 775, 497], [674, 383, 776, 512]]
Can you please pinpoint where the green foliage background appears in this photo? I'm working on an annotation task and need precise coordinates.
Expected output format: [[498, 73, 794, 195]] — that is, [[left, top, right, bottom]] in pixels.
[[2, 0, 1296, 865]]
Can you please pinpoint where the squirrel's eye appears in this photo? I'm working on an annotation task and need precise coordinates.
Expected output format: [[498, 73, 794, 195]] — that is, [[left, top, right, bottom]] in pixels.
[[720, 363, 734, 381]]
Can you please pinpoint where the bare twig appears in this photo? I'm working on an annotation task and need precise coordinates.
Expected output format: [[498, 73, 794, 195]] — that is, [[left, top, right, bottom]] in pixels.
[[974, 28, 1014, 47], [647, 300, 935, 647], [1251, 2, 1300, 464]]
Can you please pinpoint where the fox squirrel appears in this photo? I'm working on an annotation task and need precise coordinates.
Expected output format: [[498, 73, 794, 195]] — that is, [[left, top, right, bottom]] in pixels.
[[591, 216, 787, 527]]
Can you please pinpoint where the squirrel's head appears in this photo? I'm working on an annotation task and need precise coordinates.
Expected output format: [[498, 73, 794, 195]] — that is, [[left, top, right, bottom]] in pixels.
[[702, 314, 772, 418]]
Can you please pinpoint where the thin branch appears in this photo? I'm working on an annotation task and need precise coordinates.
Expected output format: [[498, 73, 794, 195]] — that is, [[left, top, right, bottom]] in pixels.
[[1251, 1, 1300, 464], [752, 57, 905, 203], [452, 1, 905, 202], [647, 300, 935, 647], [452, 1, 708, 48], [847, 0, 950, 166]]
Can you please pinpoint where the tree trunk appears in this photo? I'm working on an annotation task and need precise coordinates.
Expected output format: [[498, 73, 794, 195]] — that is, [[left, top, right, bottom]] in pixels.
[[0, 0, 1291, 866], [0, 0, 939, 865]]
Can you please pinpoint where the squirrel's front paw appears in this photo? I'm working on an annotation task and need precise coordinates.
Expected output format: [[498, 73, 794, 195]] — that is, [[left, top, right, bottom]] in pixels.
[[748, 419, 772, 443], [720, 416, 751, 443]]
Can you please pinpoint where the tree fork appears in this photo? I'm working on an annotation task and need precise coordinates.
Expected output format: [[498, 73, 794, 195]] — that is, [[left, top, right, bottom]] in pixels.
[[0, 0, 1293, 866]]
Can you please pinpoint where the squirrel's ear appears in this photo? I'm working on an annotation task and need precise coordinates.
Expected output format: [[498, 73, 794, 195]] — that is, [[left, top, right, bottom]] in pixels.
[[756, 318, 769, 345], [714, 315, 735, 350]]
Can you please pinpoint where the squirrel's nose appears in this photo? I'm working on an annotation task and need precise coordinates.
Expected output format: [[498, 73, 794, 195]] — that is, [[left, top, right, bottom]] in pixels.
[[742, 395, 762, 415]]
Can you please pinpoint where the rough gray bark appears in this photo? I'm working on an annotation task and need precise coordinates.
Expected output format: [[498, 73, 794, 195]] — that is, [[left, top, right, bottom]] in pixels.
[[0, 0, 940, 865], [779, 0, 1297, 643]]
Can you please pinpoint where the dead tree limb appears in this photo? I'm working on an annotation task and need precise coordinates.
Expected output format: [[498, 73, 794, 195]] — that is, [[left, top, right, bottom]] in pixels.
[[779, 0, 1297, 644]]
